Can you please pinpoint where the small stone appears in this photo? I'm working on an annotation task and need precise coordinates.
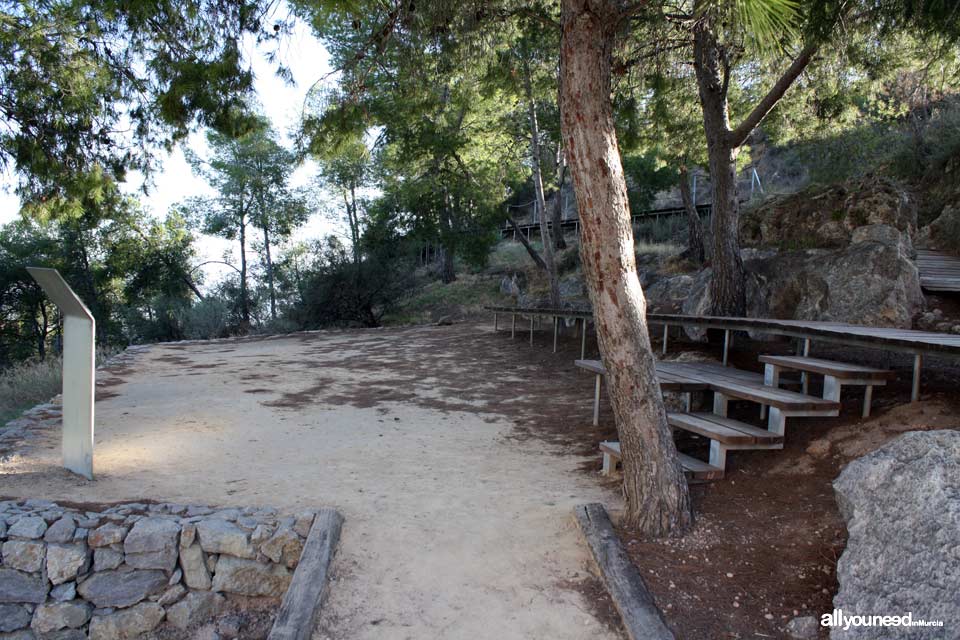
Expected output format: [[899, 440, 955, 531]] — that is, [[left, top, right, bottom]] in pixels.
[[158, 583, 186, 607], [260, 527, 303, 568], [168, 568, 182, 586], [88, 524, 126, 548], [46, 545, 89, 585], [123, 518, 180, 571], [785, 615, 819, 639], [205, 554, 218, 574], [179, 543, 211, 590], [8, 517, 47, 540], [93, 548, 123, 572], [44, 517, 76, 544], [72, 528, 88, 543], [1, 540, 45, 573], [50, 582, 77, 602], [76, 569, 167, 608], [249, 525, 273, 545], [166, 591, 225, 630], [196, 520, 254, 559], [764, 613, 774, 620], [0, 568, 49, 604], [211, 556, 291, 597], [87, 602, 164, 640], [31, 601, 92, 634], [0, 603, 31, 632], [292, 512, 315, 538]]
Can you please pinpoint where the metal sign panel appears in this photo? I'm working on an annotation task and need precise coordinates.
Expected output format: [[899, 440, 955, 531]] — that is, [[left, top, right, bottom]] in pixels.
[[26, 267, 95, 480]]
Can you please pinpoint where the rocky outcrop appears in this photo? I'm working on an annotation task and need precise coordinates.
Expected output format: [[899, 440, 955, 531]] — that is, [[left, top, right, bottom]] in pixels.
[[916, 205, 960, 254], [831, 430, 960, 639], [645, 226, 922, 336], [741, 176, 917, 249]]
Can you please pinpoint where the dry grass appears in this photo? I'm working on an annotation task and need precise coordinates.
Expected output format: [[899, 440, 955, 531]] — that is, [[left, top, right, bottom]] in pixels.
[[0, 347, 122, 424]]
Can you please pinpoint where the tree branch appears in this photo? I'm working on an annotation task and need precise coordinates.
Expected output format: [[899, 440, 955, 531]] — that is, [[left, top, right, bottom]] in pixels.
[[727, 42, 818, 148], [507, 215, 548, 271]]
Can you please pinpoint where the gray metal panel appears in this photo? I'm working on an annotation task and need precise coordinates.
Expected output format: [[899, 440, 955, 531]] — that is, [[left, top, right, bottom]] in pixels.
[[26, 267, 95, 320]]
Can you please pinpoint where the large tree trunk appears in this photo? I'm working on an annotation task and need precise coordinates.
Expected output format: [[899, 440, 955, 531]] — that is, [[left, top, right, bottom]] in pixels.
[[559, 0, 692, 537], [523, 58, 562, 308], [693, 14, 745, 317], [679, 164, 706, 264]]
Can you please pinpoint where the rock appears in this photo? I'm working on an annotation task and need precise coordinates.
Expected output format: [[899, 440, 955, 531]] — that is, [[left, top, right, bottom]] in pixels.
[[0, 604, 31, 632], [1, 541, 45, 573], [87, 602, 164, 640], [832, 430, 960, 639], [916, 205, 960, 254], [123, 518, 179, 571], [166, 591, 224, 630], [645, 274, 694, 314], [168, 568, 182, 586], [785, 615, 819, 639], [46, 545, 89, 585], [50, 582, 76, 602], [260, 527, 302, 569], [179, 524, 196, 549], [30, 601, 92, 634], [292, 512, 314, 538], [681, 268, 713, 340], [746, 239, 922, 330], [43, 517, 76, 545], [44, 630, 87, 640], [0, 569, 48, 604], [157, 584, 186, 607], [210, 556, 292, 597], [93, 548, 123, 572], [178, 543, 211, 590], [7, 517, 47, 540], [87, 524, 126, 548], [250, 525, 272, 545], [742, 176, 916, 249], [196, 520, 254, 559], [76, 569, 167, 608], [216, 614, 242, 638], [0, 630, 36, 640]]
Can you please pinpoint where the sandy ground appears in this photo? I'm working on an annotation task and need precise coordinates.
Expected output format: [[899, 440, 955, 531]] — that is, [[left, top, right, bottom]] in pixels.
[[0, 323, 623, 640]]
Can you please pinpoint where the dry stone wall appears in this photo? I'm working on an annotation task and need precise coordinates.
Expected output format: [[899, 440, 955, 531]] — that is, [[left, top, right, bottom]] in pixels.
[[0, 500, 318, 639]]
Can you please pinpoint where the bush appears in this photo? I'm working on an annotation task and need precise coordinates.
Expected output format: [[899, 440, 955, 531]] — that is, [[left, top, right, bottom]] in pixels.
[[177, 297, 233, 340]]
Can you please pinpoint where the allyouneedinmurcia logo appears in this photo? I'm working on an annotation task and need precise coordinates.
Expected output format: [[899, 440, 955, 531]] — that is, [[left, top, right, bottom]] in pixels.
[[821, 609, 945, 631]]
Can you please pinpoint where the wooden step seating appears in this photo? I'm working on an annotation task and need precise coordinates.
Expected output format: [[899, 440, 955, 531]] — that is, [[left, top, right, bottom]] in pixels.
[[575, 359, 708, 426], [758, 355, 895, 418], [667, 412, 783, 475], [657, 361, 839, 435], [599, 441, 724, 482]]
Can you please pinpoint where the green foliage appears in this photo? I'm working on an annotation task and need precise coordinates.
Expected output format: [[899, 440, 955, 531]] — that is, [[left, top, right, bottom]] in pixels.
[[0, 0, 278, 220]]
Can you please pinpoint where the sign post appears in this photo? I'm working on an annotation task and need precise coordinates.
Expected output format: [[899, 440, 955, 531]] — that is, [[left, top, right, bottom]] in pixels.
[[26, 267, 95, 480]]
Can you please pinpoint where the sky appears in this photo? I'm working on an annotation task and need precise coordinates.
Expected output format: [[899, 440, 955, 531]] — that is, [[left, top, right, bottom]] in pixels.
[[0, 13, 341, 288]]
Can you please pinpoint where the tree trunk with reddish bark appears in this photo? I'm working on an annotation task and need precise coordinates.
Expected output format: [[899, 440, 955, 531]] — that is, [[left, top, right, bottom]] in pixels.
[[559, 0, 692, 537]]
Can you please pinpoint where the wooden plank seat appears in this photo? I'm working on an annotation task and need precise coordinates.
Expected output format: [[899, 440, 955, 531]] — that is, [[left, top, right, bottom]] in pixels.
[[599, 441, 724, 481], [759, 355, 895, 418], [667, 412, 783, 472], [575, 359, 708, 426], [705, 378, 840, 435]]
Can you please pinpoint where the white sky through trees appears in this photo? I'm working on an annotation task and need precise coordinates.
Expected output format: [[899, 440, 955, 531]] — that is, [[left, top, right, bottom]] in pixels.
[[0, 15, 340, 289]]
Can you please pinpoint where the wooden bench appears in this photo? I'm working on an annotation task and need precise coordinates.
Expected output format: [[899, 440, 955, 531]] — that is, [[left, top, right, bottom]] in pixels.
[[758, 355, 895, 418], [667, 412, 783, 471], [599, 441, 724, 481], [574, 359, 708, 426]]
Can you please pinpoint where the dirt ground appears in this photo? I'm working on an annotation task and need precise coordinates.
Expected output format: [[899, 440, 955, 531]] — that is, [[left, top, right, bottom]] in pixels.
[[3, 320, 958, 639], [0, 322, 625, 640]]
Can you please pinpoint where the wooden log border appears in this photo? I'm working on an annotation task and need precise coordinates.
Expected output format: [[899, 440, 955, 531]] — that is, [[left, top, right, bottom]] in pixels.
[[268, 507, 345, 640], [573, 503, 675, 640]]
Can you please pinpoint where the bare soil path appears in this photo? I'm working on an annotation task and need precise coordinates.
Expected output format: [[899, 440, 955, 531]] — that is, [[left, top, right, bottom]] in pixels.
[[1, 322, 623, 640]]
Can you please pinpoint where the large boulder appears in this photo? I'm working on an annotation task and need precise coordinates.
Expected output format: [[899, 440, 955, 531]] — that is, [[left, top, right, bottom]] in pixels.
[[831, 430, 960, 639], [916, 205, 960, 255], [748, 226, 922, 329]]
